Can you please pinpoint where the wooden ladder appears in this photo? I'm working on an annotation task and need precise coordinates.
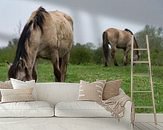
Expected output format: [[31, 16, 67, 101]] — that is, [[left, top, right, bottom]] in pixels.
[[131, 35, 157, 124]]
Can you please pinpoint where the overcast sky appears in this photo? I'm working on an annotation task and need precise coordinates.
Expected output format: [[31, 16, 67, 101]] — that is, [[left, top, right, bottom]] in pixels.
[[0, 0, 163, 48]]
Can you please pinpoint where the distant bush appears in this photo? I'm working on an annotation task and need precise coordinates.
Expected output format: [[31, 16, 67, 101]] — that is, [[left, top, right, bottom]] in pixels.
[[0, 46, 16, 63], [0, 25, 163, 66], [92, 47, 103, 64], [136, 25, 163, 66], [70, 43, 93, 64], [151, 49, 163, 66], [0, 38, 17, 63]]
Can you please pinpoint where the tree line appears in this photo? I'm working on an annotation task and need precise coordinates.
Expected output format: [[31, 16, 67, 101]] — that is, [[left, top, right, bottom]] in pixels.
[[0, 25, 163, 65]]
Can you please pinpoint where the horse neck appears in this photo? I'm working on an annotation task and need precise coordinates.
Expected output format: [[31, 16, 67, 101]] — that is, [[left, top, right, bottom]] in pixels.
[[133, 38, 139, 56], [27, 51, 37, 69], [23, 41, 38, 71]]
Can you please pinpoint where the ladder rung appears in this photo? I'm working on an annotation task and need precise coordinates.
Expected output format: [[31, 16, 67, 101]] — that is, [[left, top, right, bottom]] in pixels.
[[133, 48, 147, 51], [133, 73, 149, 77], [135, 106, 153, 109], [133, 61, 149, 64], [133, 91, 152, 93]]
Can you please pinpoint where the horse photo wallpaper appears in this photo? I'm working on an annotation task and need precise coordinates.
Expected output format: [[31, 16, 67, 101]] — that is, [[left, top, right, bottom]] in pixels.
[[0, 0, 163, 124]]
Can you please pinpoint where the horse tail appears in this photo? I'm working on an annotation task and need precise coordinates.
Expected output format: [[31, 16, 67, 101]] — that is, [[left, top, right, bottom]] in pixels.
[[102, 31, 109, 66]]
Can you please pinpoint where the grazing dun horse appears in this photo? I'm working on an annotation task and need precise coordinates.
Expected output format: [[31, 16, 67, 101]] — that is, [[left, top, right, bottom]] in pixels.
[[8, 7, 73, 82], [102, 28, 139, 66]]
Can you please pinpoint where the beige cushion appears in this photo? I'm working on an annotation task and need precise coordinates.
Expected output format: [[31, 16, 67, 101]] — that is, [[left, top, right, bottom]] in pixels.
[[0, 81, 13, 101], [78, 80, 105, 102], [10, 78, 37, 100], [103, 80, 121, 100], [1, 87, 34, 103]]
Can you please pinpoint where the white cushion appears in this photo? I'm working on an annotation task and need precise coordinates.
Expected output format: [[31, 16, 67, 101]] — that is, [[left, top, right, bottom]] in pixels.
[[55, 101, 112, 117], [0, 101, 54, 117], [10, 78, 37, 100]]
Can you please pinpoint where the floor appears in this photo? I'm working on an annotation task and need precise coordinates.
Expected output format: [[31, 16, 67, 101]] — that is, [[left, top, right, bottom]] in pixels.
[[0, 114, 162, 130], [134, 114, 163, 130], [134, 122, 163, 130]]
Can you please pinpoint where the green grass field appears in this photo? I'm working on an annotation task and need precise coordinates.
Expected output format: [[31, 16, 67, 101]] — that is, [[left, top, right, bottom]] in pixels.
[[0, 63, 163, 112]]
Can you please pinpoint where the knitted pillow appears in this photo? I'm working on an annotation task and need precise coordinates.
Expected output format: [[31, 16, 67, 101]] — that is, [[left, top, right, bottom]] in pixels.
[[78, 80, 105, 102], [0, 81, 13, 101], [1, 87, 34, 103], [10, 78, 37, 100]]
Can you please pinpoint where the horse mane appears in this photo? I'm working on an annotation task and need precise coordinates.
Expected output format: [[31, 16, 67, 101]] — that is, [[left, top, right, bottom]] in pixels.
[[33, 7, 48, 33], [133, 37, 139, 50], [13, 7, 48, 64], [124, 28, 133, 35], [124, 28, 138, 47], [124, 28, 139, 56]]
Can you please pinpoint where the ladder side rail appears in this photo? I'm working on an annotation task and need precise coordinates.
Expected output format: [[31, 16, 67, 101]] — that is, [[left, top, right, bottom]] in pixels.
[[146, 35, 157, 124], [131, 35, 134, 101]]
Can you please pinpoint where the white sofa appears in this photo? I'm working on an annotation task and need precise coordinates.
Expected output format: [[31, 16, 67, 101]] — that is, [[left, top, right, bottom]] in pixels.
[[0, 82, 132, 130]]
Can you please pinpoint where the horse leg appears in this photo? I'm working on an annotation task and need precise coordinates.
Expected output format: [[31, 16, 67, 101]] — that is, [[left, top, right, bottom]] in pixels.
[[60, 53, 70, 82], [32, 61, 37, 81], [103, 43, 109, 66], [111, 48, 118, 66], [123, 48, 130, 65], [102, 31, 109, 66], [51, 52, 61, 82]]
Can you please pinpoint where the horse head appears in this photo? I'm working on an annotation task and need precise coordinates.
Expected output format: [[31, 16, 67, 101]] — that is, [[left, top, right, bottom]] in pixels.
[[8, 58, 32, 81]]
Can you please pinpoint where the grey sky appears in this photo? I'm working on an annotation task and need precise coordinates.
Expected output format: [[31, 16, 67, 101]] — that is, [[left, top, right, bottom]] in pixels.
[[0, 0, 163, 48]]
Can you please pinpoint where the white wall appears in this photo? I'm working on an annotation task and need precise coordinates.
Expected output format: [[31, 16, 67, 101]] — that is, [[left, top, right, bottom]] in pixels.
[[0, 0, 162, 48]]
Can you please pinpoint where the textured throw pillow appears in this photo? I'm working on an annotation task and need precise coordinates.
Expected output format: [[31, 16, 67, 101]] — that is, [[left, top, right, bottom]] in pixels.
[[1, 87, 34, 103], [10, 78, 37, 100], [0, 81, 12, 89], [102, 80, 121, 100], [0, 80, 13, 101], [78, 80, 105, 102]]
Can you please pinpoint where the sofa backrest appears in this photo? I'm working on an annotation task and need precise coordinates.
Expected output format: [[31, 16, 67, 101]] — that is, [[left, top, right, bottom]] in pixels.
[[36, 82, 79, 105], [36, 82, 126, 105]]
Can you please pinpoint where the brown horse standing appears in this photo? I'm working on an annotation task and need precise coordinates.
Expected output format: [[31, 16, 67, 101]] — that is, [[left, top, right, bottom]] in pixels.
[[8, 7, 73, 82], [102, 28, 139, 66]]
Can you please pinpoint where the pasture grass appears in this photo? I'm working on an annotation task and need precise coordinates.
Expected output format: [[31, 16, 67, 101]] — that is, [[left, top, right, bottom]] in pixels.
[[0, 62, 163, 113]]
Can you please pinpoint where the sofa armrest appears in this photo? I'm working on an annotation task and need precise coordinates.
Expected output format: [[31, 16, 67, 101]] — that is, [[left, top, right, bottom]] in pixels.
[[123, 101, 132, 122], [116, 101, 132, 129], [118, 100, 132, 130]]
